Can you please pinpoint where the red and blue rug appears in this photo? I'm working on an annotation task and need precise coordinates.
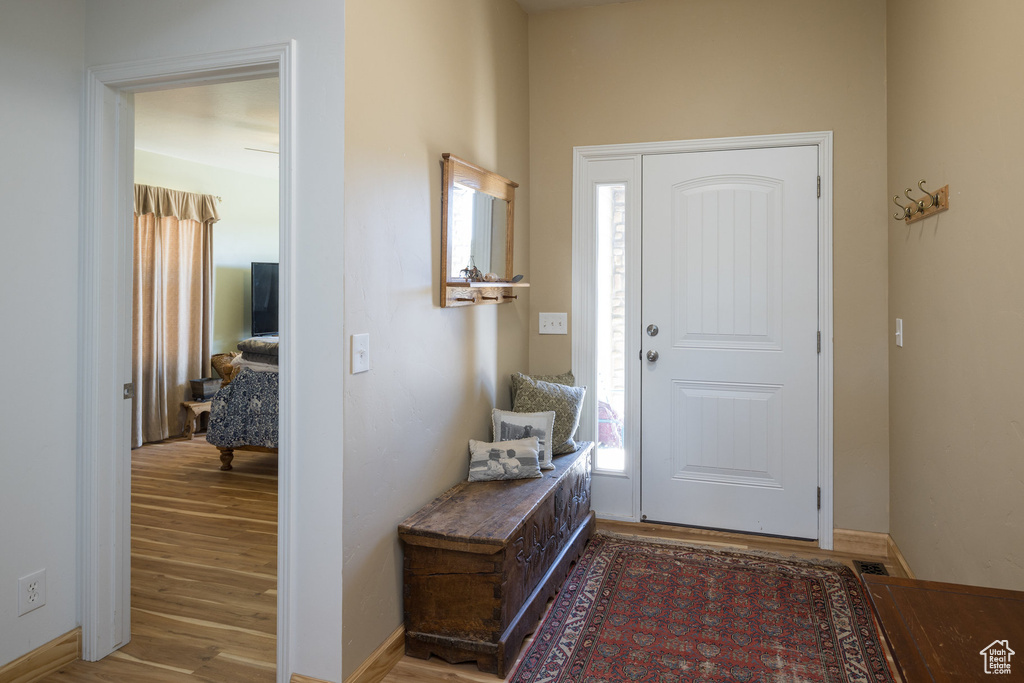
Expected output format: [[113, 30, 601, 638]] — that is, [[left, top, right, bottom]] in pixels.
[[511, 534, 894, 682]]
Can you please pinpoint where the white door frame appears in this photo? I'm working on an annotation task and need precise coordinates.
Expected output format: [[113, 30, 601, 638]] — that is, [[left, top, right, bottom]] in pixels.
[[572, 131, 834, 549], [80, 43, 297, 676]]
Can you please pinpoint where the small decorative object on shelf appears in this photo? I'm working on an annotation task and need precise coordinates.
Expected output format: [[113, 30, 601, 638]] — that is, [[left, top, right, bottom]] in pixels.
[[483, 272, 500, 282], [460, 264, 483, 281], [459, 256, 484, 282]]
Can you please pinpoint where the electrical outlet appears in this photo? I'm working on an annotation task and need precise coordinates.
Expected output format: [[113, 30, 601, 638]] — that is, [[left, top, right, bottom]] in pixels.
[[539, 312, 568, 335], [18, 569, 45, 616]]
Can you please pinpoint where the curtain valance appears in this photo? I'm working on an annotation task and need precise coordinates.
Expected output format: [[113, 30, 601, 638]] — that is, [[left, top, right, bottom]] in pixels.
[[134, 184, 220, 224]]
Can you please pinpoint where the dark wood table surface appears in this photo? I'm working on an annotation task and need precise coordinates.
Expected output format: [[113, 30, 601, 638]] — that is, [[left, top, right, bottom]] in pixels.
[[862, 574, 1024, 681]]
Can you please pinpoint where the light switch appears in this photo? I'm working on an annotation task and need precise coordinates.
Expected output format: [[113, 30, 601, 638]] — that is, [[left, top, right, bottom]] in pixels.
[[895, 318, 903, 348], [351, 333, 370, 373], [539, 312, 568, 335]]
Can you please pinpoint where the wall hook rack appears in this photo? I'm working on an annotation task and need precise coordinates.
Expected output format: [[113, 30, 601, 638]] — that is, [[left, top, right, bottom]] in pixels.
[[893, 179, 949, 224]]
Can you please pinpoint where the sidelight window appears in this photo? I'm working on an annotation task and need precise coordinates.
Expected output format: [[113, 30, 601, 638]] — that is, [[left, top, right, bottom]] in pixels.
[[595, 184, 627, 472]]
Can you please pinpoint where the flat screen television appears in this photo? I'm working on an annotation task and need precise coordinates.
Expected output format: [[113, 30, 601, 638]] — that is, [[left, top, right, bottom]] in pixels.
[[251, 262, 279, 337]]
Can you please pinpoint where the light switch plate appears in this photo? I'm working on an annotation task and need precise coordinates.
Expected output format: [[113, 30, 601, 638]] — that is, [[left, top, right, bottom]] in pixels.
[[895, 318, 903, 348], [351, 333, 370, 373], [539, 312, 568, 335]]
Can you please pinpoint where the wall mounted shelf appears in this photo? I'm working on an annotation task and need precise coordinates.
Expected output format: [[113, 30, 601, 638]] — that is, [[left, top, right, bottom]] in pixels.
[[444, 282, 529, 307]]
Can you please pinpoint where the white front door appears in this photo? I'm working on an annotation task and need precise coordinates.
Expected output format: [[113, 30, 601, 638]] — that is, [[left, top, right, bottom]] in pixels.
[[640, 146, 819, 539]]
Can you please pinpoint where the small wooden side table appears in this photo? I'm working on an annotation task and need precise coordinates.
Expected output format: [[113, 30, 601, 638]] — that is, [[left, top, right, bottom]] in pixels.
[[181, 400, 212, 439]]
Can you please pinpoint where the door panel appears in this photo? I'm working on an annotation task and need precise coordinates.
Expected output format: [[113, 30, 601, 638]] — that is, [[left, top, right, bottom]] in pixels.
[[641, 146, 818, 539], [673, 380, 781, 487], [675, 177, 781, 349]]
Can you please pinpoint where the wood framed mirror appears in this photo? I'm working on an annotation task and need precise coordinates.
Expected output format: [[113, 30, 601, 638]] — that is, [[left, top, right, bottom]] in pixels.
[[440, 153, 528, 307]]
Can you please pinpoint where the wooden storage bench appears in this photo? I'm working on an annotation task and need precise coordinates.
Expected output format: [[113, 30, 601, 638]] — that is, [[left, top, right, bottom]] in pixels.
[[398, 442, 594, 677]]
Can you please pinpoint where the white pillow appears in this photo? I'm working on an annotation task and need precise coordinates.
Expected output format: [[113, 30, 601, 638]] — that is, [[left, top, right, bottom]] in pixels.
[[492, 409, 557, 470], [468, 437, 542, 482]]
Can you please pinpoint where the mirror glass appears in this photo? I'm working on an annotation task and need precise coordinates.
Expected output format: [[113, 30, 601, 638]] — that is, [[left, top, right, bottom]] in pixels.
[[448, 183, 507, 280]]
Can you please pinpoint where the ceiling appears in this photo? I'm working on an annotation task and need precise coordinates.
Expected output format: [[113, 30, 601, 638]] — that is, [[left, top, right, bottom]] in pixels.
[[516, 0, 638, 13], [134, 77, 280, 179], [132, 3, 630, 173]]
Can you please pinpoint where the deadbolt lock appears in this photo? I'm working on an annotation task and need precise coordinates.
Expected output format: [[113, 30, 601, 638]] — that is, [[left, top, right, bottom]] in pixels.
[[646, 324, 659, 337]]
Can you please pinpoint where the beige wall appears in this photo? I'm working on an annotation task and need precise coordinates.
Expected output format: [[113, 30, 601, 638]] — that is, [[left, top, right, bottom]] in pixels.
[[528, 0, 890, 532], [887, 0, 1024, 590], [342, 0, 530, 675]]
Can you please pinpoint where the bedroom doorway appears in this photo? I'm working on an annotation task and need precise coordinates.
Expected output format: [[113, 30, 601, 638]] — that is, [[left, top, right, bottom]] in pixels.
[[124, 78, 282, 676], [80, 45, 298, 676]]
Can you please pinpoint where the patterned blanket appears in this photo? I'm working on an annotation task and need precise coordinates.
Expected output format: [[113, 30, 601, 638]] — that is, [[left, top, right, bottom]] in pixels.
[[206, 368, 279, 449]]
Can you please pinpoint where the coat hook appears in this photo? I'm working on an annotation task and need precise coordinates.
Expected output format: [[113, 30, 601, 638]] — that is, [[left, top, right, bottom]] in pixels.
[[918, 179, 938, 209], [893, 195, 912, 220], [904, 188, 924, 212]]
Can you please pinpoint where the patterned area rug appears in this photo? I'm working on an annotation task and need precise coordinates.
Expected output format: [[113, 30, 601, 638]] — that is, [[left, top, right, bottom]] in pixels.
[[510, 534, 894, 683]]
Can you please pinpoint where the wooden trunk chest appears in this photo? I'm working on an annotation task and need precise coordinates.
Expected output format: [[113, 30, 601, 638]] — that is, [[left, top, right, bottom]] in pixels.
[[398, 442, 594, 677]]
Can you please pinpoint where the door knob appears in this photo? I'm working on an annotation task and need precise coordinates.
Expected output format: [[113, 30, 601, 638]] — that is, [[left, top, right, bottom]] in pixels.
[[646, 350, 659, 362], [646, 324, 659, 337]]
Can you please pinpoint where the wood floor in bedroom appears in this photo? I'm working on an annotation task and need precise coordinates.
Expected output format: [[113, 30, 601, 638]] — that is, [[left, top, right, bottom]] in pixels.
[[42, 436, 279, 682]]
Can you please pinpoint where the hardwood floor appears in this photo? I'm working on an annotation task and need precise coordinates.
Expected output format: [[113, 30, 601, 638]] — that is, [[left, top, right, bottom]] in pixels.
[[43, 436, 278, 682], [380, 519, 908, 683], [39, 439, 900, 683]]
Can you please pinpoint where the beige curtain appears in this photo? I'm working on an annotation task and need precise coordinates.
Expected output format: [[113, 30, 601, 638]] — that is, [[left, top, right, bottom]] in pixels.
[[132, 184, 218, 447]]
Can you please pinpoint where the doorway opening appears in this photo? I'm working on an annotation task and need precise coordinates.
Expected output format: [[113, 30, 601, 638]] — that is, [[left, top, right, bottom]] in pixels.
[[79, 44, 296, 678], [125, 77, 281, 677]]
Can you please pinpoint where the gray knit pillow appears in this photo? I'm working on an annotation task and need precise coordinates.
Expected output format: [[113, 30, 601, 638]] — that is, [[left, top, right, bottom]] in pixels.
[[512, 376, 586, 455], [509, 371, 575, 404]]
